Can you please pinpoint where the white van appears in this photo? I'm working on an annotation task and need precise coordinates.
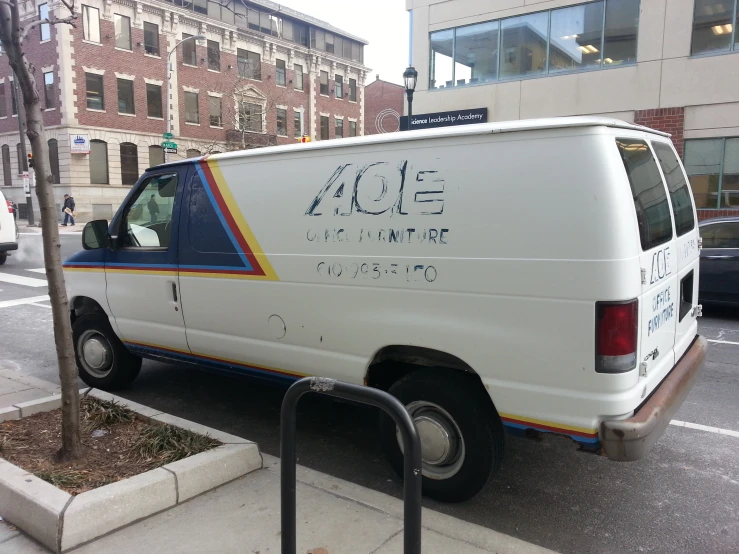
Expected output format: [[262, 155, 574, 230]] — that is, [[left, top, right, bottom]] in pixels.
[[0, 189, 18, 265], [64, 117, 707, 502]]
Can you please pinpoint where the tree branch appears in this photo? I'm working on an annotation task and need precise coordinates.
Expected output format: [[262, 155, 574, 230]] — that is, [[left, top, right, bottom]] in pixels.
[[21, 14, 78, 43]]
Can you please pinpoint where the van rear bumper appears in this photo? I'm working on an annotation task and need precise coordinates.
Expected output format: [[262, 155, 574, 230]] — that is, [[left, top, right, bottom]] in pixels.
[[0, 242, 18, 251], [599, 335, 707, 462]]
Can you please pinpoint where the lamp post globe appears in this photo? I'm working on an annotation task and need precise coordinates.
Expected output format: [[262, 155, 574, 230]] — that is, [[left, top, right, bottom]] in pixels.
[[403, 66, 418, 129]]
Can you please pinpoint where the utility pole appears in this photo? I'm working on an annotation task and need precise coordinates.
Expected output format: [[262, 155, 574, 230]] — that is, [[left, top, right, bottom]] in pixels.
[[13, 73, 34, 226]]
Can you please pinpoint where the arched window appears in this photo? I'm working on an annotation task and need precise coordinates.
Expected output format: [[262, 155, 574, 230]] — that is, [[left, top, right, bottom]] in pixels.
[[2, 145, 11, 186], [89, 139, 109, 184], [17, 143, 27, 173], [48, 139, 60, 184], [186, 148, 201, 159], [120, 142, 139, 185], [148, 145, 164, 167]]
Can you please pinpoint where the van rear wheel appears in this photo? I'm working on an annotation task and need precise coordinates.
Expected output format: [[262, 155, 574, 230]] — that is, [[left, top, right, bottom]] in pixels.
[[72, 313, 142, 390], [0, 253, 6, 265], [378, 369, 504, 503]]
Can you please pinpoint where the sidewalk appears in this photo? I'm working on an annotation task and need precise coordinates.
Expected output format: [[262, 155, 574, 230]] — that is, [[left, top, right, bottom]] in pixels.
[[16, 223, 83, 235], [0, 369, 556, 554]]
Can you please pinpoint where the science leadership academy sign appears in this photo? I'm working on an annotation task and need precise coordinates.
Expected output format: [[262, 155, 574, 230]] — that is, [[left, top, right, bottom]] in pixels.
[[400, 108, 487, 131]]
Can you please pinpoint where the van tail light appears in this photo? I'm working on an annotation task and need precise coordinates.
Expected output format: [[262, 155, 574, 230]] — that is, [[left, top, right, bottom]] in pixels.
[[596, 300, 638, 373]]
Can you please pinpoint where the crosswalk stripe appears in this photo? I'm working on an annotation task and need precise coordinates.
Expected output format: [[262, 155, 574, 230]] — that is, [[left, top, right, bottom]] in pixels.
[[0, 273, 48, 287], [0, 295, 50, 308], [26, 268, 47, 274]]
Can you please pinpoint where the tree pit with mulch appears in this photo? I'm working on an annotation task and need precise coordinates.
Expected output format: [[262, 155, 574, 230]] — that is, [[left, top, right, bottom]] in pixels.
[[0, 396, 221, 495]]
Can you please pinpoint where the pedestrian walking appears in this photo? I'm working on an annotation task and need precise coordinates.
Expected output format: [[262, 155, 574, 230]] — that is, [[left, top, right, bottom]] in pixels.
[[62, 194, 75, 226], [148, 194, 160, 224]]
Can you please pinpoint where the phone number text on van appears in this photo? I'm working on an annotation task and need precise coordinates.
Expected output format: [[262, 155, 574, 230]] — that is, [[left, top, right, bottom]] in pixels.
[[316, 261, 438, 283]]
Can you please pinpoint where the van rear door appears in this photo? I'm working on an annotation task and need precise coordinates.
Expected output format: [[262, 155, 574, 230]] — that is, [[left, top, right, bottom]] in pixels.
[[616, 139, 678, 381], [651, 142, 700, 362]]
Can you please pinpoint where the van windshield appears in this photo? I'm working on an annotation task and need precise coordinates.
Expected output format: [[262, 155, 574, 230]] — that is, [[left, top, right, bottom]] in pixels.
[[652, 142, 695, 237], [616, 139, 673, 251]]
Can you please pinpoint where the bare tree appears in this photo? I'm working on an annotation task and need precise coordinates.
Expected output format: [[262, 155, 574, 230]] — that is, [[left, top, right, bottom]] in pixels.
[[0, 0, 82, 460]]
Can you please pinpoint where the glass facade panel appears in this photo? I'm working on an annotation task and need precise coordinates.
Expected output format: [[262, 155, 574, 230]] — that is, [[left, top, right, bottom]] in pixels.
[[429, 29, 454, 89], [602, 0, 639, 65], [500, 12, 549, 79], [684, 139, 723, 209], [691, 0, 735, 55], [721, 138, 739, 208], [549, 2, 604, 74], [454, 22, 499, 86]]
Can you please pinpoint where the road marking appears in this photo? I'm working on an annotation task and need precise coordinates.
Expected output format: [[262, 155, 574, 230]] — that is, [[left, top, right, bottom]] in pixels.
[[30, 303, 52, 309], [26, 268, 47, 274], [707, 339, 739, 346], [670, 420, 739, 438], [0, 273, 48, 287], [0, 295, 50, 308]]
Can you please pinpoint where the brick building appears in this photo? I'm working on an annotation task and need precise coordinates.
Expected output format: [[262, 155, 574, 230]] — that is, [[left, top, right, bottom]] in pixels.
[[1, 0, 369, 221], [364, 75, 404, 135], [409, 0, 739, 219]]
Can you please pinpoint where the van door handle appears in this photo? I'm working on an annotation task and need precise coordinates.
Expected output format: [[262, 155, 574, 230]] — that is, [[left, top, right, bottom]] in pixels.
[[171, 283, 178, 302]]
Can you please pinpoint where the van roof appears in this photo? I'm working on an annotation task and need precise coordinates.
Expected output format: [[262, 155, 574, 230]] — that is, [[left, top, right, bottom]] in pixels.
[[153, 116, 670, 170]]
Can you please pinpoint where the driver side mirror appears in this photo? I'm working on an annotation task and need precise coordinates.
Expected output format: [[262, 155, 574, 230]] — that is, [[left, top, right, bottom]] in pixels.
[[82, 220, 109, 250]]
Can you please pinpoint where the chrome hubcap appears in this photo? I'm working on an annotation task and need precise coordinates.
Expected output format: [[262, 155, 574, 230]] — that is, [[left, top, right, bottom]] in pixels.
[[397, 401, 465, 480], [78, 330, 112, 377]]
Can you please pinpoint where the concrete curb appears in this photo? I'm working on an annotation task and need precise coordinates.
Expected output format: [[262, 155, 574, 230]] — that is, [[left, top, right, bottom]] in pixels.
[[0, 389, 263, 553]]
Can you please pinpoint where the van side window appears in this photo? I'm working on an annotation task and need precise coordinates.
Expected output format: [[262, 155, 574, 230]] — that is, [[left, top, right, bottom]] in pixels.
[[121, 173, 178, 248], [616, 139, 673, 251], [652, 142, 695, 237], [700, 222, 739, 249]]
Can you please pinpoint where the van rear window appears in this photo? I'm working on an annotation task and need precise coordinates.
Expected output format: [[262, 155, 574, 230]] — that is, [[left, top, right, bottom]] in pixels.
[[616, 139, 673, 251], [652, 142, 695, 237]]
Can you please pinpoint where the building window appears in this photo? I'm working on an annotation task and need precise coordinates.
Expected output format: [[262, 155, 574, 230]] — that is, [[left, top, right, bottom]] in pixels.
[[276, 108, 287, 135], [1, 145, 10, 186], [146, 83, 162, 118], [16, 143, 26, 173], [276, 59, 286, 86], [86, 73, 104, 110], [349, 121, 357, 137], [294, 64, 303, 90], [237, 49, 261, 79], [117, 78, 135, 114], [184, 91, 199, 124], [684, 138, 739, 209], [320, 115, 329, 139], [691, 0, 738, 55], [320, 70, 329, 95], [10, 82, 17, 116], [89, 140, 109, 184], [120, 143, 139, 185], [238, 102, 263, 132], [114, 14, 131, 50], [335, 75, 343, 98], [39, 4, 50, 41], [430, 0, 639, 88], [207, 40, 220, 71], [182, 33, 197, 66], [82, 5, 100, 42], [335, 118, 343, 138], [43, 72, 55, 109], [0, 84, 6, 118], [144, 22, 160, 56], [149, 145, 164, 167], [294, 110, 302, 136], [48, 139, 60, 184], [208, 96, 222, 127], [349, 78, 357, 102]]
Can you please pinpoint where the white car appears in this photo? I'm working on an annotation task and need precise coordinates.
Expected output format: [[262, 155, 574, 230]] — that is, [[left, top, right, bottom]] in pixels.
[[0, 189, 18, 265]]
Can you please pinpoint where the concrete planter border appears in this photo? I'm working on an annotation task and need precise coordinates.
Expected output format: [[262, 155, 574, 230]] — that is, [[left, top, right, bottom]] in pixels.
[[0, 389, 262, 552]]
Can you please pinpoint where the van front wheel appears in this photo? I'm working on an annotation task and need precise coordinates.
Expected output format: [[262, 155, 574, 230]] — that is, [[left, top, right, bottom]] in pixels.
[[378, 370, 504, 502], [72, 313, 142, 390]]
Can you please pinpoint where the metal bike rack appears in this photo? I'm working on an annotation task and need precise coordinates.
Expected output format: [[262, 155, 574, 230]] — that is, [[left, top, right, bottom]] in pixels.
[[280, 377, 422, 554]]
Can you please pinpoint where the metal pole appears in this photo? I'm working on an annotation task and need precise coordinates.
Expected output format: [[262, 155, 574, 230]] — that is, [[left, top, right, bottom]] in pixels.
[[281, 378, 422, 554], [165, 52, 172, 164], [13, 74, 34, 226]]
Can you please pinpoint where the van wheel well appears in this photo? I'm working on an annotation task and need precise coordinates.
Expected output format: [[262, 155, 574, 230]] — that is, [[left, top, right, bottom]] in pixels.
[[70, 297, 107, 324]]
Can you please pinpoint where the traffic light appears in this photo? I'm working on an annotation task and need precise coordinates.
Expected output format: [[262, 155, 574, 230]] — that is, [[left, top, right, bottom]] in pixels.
[[27, 153, 34, 168]]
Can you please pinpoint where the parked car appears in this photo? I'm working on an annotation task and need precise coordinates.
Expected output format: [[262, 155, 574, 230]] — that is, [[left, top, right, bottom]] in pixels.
[[699, 217, 739, 306], [0, 189, 19, 265]]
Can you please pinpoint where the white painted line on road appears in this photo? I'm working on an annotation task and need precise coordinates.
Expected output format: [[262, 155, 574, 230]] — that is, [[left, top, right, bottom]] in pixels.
[[0, 295, 50, 309], [0, 273, 47, 287], [707, 339, 739, 346], [670, 420, 739, 438], [26, 268, 47, 274], [30, 303, 52, 309]]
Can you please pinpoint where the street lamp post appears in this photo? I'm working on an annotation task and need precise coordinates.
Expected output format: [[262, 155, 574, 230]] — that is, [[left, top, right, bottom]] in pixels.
[[166, 35, 205, 163], [403, 66, 418, 131]]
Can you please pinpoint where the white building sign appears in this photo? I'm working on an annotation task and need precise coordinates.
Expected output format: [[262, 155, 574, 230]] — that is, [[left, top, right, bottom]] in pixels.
[[69, 134, 90, 154]]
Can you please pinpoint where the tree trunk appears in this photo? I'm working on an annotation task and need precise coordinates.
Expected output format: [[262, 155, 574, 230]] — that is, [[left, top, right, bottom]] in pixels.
[[0, 5, 82, 461]]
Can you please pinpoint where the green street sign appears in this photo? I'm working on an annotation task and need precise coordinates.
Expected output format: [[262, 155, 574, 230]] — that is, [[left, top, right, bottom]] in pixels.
[[161, 141, 177, 149], [162, 132, 174, 139]]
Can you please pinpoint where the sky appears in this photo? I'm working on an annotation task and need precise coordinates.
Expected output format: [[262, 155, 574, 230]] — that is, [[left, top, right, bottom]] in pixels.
[[277, 0, 410, 85]]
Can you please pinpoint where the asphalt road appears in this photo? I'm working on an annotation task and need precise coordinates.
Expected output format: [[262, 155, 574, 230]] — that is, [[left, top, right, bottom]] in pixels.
[[1, 232, 737, 553]]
